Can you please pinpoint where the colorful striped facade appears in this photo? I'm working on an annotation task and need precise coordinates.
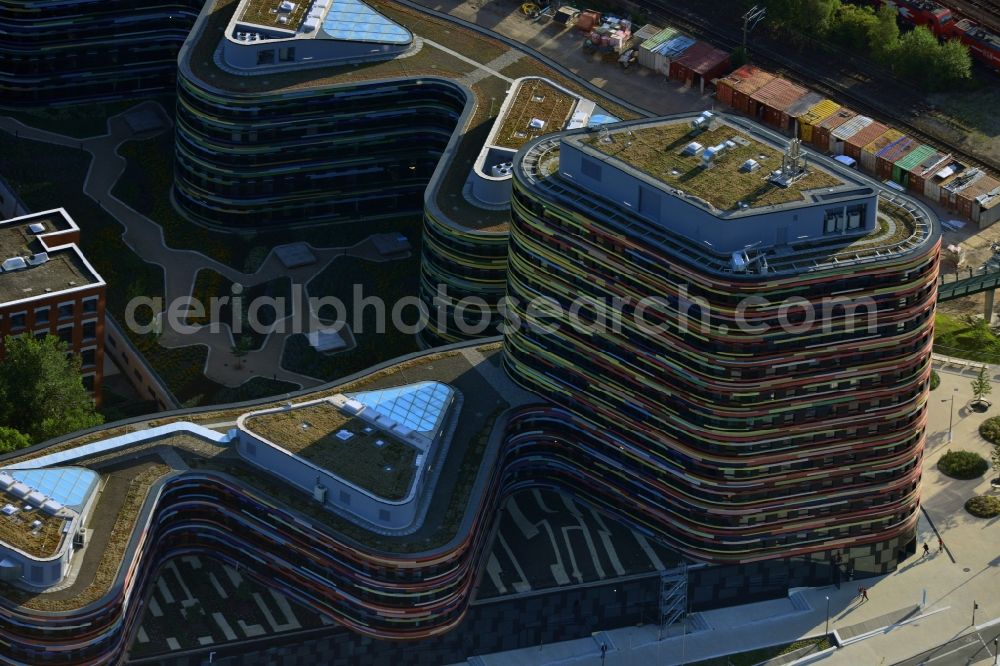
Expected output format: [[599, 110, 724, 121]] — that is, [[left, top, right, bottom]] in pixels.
[[0, 0, 201, 106], [503, 118, 940, 567]]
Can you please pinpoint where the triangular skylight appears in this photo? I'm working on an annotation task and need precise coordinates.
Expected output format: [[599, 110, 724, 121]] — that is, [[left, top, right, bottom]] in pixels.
[[322, 0, 412, 44]]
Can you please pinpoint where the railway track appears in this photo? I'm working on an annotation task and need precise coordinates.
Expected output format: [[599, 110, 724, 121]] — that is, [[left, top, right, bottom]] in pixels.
[[640, 0, 1000, 178], [949, 0, 1000, 33]]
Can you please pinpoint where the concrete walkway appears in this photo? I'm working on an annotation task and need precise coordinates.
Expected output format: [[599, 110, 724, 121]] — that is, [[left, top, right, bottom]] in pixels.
[[0, 104, 408, 389], [462, 364, 1000, 666]]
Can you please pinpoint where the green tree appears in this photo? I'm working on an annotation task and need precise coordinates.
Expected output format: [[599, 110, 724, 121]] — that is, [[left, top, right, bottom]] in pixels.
[[936, 37, 972, 87], [972, 365, 993, 406], [762, 0, 840, 37], [830, 4, 879, 50], [869, 4, 901, 63], [991, 442, 1000, 480], [0, 426, 31, 454], [0, 336, 103, 442]]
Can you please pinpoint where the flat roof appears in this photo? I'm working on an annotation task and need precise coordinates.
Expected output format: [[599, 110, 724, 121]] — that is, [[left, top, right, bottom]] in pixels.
[[0, 212, 101, 305], [493, 78, 578, 151], [577, 116, 844, 212], [0, 491, 67, 559], [243, 401, 420, 500]]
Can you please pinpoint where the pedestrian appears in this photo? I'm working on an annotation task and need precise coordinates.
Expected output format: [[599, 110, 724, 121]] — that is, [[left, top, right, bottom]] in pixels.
[[922, 542, 930, 557], [857, 584, 863, 598], [861, 587, 868, 602], [938, 537, 944, 554]]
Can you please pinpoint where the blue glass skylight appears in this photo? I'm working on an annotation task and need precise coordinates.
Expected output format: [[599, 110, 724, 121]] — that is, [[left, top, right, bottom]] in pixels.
[[348, 382, 452, 434], [2, 467, 99, 511], [322, 0, 411, 44]]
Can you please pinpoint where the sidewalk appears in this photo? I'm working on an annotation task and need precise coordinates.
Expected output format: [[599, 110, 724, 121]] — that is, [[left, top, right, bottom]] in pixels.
[[463, 365, 1000, 666]]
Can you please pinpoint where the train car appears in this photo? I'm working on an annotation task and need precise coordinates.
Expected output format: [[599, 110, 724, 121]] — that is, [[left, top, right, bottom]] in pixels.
[[868, 0, 957, 37], [955, 19, 1000, 71]]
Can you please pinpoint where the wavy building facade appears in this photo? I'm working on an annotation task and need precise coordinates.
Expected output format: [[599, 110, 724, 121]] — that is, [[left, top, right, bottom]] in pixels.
[[504, 113, 939, 570]]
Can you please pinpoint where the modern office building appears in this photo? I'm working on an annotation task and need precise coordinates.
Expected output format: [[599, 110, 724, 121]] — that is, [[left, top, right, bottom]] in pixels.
[[0, 0, 201, 106], [0, 209, 106, 401], [421, 76, 609, 345], [504, 112, 939, 573]]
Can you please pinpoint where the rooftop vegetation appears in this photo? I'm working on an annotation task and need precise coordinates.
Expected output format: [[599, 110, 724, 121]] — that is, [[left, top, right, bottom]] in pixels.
[[583, 122, 842, 212]]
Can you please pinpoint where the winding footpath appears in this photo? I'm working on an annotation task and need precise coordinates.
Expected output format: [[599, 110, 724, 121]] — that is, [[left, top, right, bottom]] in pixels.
[[0, 102, 407, 389]]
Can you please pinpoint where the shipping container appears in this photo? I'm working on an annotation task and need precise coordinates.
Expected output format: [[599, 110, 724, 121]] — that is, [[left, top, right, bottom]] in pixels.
[[834, 117, 877, 158], [649, 34, 695, 75], [715, 64, 774, 115], [942, 168, 986, 219], [972, 176, 1000, 229], [631, 23, 663, 47], [818, 107, 857, 153], [669, 41, 730, 93], [749, 77, 809, 131], [926, 160, 963, 203], [638, 27, 679, 71], [843, 121, 886, 162], [963, 175, 1000, 228], [796, 98, 838, 144], [861, 128, 903, 174], [876, 135, 916, 182], [894, 144, 937, 192], [788, 92, 824, 142]]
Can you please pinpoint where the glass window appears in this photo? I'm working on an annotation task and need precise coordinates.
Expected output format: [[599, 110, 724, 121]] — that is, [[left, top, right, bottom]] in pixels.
[[81, 349, 95, 367], [35, 307, 50, 324], [58, 302, 74, 319], [82, 320, 97, 341], [82, 298, 98, 314], [9, 311, 26, 330], [57, 327, 73, 343]]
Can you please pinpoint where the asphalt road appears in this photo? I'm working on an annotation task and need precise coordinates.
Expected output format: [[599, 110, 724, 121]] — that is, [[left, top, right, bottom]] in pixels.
[[893, 623, 1000, 666]]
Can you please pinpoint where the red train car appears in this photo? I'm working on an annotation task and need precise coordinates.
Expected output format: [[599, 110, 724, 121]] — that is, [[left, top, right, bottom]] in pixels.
[[955, 19, 1000, 70]]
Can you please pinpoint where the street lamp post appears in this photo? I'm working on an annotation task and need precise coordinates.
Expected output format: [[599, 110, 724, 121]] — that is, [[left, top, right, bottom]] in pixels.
[[825, 596, 830, 637], [973, 600, 979, 626], [942, 393, 955, 444], [993, 637, 997, 665]]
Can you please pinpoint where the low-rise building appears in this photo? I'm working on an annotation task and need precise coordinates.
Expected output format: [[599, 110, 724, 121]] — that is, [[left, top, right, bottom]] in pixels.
[[0, 209, 106, 401]]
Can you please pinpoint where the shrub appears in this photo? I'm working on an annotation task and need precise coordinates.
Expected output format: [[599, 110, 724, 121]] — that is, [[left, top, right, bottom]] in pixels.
[[980, 417, 1000, 445], [965, 495, 1000, 518], [930, 370, 940, 391], [938, 450, 989, 479]]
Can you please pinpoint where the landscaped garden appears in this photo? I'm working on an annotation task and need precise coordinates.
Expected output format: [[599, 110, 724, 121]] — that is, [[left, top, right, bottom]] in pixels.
[[282, 254, 422, 381], [934, 313, 1000, 365], [965, 495, 1000, 518], [937, 450, 989, 480]]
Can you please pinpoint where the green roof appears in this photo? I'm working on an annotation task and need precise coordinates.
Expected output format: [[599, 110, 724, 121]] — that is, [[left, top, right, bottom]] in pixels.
[[895, 144, 936, 172]]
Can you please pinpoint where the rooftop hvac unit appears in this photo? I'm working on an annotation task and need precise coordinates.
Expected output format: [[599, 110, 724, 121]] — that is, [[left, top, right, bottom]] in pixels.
[[690, 111, 714, 131], [28, 223, 45, 234], [740, 159, 760, 173], [529, 118, 546, 130], [702, 143, 727, 164], [73, 529, 87, 549], [491, 162, 514, 177], [682, 142, 704, 156], [26, 252, 49, 266], [313, 483, 327, 503]]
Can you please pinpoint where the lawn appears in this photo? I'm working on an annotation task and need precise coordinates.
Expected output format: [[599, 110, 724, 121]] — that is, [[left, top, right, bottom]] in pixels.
[[934, 312, 1000, 364], [282, 253, 422, 381], [187, 269, 292, 351], [494, 78, 577, 150]]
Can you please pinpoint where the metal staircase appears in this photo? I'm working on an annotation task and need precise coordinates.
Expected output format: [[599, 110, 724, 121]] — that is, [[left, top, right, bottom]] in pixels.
[[658, 565, 689, 629]]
